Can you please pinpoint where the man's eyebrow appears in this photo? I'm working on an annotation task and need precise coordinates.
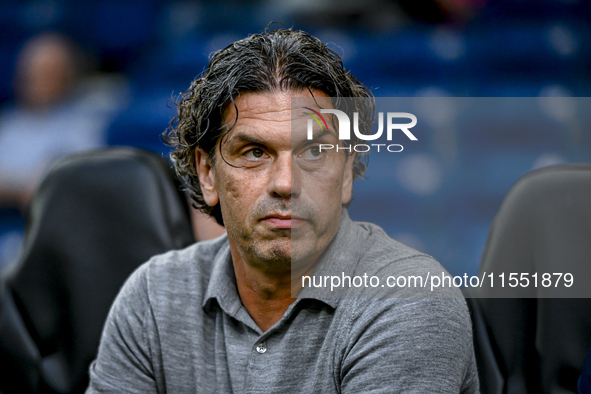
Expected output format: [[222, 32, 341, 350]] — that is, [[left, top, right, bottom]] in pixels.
[[225, 131, 267, 146], [308, 129, 335, 140]]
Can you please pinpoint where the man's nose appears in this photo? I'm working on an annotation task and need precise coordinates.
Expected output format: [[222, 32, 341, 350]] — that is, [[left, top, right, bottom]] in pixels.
[[268, 153, 300, 199]]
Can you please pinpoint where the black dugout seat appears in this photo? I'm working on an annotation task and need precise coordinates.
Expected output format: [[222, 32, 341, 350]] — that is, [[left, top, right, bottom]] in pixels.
[[0, 148, 195, 393], [466, 164, 591, 394]]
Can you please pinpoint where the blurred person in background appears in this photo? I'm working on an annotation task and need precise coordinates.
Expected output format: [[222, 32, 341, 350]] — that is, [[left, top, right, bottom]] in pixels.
[[0, 32, 108, 210]]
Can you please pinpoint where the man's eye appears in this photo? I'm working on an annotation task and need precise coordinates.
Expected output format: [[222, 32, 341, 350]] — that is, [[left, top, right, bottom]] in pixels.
[[300, 145, 323, 160], [309, 146, 321, 157], [245, 148, 265, 159]]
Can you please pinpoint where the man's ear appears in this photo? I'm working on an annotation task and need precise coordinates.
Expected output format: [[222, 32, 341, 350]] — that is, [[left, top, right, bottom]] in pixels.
[[195, 148, 219, 207], [341, 153, 355, 205]]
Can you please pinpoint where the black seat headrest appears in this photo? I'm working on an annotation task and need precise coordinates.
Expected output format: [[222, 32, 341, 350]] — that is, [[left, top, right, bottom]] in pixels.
[[0, 147, 195, 393]]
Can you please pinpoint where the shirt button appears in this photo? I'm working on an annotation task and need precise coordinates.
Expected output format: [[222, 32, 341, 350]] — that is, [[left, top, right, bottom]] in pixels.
[[256, 342, 267, 354]]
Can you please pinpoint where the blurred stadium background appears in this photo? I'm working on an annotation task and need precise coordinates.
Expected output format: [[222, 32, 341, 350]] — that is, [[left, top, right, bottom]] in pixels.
[[1, 0, 590, 277]]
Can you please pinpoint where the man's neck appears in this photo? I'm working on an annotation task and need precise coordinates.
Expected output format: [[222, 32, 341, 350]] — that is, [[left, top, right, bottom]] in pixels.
[[228, 241, 317, 332]]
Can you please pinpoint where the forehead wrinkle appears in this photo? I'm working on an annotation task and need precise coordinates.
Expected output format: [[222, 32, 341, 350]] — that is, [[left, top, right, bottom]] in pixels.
[[230, 105, 292, 121], [221, 114, 292, 136], [225, 131, 268, 146], [220, 91, 337, 147], [222, 106, 293, 133], [222, 89, 333, 124]]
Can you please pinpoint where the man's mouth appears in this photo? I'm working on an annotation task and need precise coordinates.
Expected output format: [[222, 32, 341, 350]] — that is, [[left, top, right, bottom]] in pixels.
[[260, 214, 307, 229]]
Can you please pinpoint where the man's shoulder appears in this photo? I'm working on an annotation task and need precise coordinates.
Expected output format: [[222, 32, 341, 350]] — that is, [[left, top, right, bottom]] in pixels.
[[337, 222, 479, 392], [144, 234, 228, 274], [341, 219, 461, 299], [352, 220, 443, 276], [130, 234, 229, 300], [312, 214, 458, 299]]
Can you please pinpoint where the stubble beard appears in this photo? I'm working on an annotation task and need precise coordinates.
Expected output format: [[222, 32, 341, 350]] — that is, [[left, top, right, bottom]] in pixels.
[[225, 198, 319, 273]]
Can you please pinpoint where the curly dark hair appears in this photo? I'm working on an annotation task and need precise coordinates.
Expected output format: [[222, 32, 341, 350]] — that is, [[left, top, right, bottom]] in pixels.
[[164, 28, 374, 226]]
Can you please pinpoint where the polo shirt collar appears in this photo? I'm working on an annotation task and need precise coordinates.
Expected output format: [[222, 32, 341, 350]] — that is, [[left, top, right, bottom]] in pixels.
[[202, 242, 244, 316]]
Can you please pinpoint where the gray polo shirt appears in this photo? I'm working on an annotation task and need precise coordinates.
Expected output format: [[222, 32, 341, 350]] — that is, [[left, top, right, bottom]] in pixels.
[[87, 209, 479, 393]]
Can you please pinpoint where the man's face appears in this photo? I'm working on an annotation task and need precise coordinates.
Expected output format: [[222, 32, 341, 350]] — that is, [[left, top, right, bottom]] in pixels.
[[196, 89, 353, 272]]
